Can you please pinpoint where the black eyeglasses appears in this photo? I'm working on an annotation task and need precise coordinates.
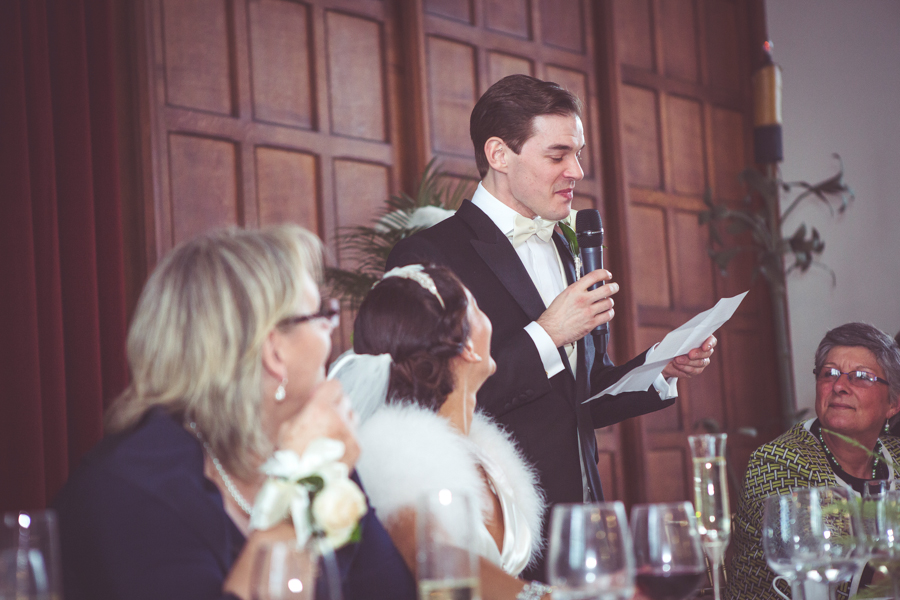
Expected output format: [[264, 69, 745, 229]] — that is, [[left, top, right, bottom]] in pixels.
[[814, 366, 890, 388], [280, 298, 340, 329]]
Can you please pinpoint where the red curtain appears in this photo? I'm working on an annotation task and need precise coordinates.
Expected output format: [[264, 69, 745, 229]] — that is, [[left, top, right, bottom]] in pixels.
[[0, 0, 128, 512]]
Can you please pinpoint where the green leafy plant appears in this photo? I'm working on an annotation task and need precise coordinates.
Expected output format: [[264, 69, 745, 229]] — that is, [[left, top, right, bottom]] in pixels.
[[698, 155, 854, 428], [700, 154, 853, 294], [325, 159, 470, 309]]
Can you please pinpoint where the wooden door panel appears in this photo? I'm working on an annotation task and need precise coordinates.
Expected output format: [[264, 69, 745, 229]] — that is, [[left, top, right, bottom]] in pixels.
[[615, 0, 654, 71], [672, 209, 714, 308], [628, 205, 671, 308], [168, 135, 240, 243], [161, 0, 234, 115], [248, 0, 314, 129], [538, 0, 585, 53], [621, 85, 662, 190], [666, 95, 706, 196], [485, 0, 530, 38], [487, 52, 533, 84], [659, 0, 700, 83], [427, 36, 477, 157], [326, 11, 386, 141], [255, 147, 319, 231], [704, 0, 742, 93], [425, 0, 472, 23], [711, 106, 746, 201]]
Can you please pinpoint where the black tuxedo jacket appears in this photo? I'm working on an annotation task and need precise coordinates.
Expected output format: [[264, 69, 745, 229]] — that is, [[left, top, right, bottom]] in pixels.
[[387, 199, 675, 510]]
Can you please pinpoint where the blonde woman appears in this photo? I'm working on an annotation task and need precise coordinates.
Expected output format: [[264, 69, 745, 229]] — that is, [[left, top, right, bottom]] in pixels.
[[53, 225, 415, 600]]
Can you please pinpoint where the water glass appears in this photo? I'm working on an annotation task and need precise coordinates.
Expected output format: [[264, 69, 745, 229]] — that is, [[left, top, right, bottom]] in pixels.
[[0, 511, 62, 600], [250, 541, 317, 600], [865, 490, 900, 599], [806, 486, 866, 600], [416, 489, 481, 600], [547, 502, 635, 600], [762, 491, 825, 600], [631, 502, 706, 600]]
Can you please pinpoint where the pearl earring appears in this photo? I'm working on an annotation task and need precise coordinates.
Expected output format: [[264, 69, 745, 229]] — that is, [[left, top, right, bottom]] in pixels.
[[274, 378, 287, 402]]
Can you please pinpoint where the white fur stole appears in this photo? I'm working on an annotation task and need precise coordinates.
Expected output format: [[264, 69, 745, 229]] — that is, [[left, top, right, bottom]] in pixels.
[[356, 403, 544, 566]]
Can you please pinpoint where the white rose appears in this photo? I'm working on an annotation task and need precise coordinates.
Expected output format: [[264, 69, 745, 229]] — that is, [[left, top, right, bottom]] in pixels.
[[311, 477, 367, 549]]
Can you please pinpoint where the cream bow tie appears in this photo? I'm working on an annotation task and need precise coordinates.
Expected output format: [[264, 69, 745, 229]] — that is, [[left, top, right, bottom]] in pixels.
[[510, 214, 556, 248]]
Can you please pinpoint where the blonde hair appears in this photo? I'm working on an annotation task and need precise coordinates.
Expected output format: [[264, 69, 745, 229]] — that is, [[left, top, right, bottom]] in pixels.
[[106, 224, 322, 478]]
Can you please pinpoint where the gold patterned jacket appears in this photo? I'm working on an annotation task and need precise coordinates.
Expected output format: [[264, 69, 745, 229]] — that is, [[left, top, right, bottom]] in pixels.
[[724, 420, 900, 600]]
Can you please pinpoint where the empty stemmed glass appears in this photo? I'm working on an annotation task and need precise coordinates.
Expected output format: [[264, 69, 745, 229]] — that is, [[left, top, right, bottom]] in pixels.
[[631, 502, 707, 600], [547, 502, 635, 600], [806, 486, 867, 600], [762, 491, 826, 600], [865, 489, 900, 599], [688, 434, 730, 600]]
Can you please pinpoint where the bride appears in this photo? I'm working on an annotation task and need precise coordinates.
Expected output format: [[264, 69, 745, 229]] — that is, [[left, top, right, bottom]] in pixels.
[[330, 264, 551, 599]]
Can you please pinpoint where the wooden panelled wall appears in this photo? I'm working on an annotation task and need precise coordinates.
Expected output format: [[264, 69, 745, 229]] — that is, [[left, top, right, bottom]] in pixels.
[[126, 0, 779, 506]]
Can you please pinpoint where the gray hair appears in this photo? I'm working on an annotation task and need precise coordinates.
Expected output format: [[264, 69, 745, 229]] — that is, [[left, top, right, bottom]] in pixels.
[[106, 224, 322, 479], [814, 322, 900, 406]]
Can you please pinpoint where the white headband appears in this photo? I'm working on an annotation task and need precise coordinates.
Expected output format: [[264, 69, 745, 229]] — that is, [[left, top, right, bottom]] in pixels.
[[378, 264, 445, 308]]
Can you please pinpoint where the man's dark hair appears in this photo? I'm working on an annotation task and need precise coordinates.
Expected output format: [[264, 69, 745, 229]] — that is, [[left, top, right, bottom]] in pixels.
[[470, 74, 583, 178]]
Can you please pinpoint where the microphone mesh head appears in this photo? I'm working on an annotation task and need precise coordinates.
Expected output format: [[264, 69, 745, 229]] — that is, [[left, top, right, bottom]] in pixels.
[[575, 209, 603, 233]]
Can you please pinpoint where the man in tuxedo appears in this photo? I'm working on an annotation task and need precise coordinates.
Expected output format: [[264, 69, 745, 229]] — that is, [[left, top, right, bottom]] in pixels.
[[386, 75, 715, 580]]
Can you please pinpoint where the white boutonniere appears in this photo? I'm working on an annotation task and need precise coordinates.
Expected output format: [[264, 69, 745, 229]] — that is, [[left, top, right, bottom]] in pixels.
[[251, 438, 366, 550], [557, 209, 581, 280]]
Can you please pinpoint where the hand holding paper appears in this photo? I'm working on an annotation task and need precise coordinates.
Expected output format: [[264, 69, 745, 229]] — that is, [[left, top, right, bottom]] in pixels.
[[585, 291, 748, 401]]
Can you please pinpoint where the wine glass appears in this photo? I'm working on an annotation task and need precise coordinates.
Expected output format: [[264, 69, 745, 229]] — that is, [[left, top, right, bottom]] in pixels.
[[0, 511, 62, 600], [416, 489, 480, 600], [547, 502, 635, 600], [687, 434, 730, 600], [762, 490, 828, 600], [865, 489, 900, 599], [250, 541, 317, 600], [631, 502, 706, 600], [805, 486, 866, 600]]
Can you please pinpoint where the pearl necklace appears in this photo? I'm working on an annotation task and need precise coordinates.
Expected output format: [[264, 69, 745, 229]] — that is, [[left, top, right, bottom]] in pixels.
[[817, 425, 883, 480], [189, 422, 254, 516]]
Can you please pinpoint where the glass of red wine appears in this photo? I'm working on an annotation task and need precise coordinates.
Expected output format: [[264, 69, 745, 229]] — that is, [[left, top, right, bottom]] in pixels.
[[631, 502, 707, 600]]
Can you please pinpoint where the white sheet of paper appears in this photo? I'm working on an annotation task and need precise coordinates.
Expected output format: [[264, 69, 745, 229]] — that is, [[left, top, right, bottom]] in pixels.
[[584, 291, 748, 402]]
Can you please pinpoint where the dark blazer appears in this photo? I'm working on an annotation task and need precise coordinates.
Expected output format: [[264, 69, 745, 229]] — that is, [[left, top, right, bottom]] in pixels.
[[53, 409, 415, 600], [387, 201, 675, 574]]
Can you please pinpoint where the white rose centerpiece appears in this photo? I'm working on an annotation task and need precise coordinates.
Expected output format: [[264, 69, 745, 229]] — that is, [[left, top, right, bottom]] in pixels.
[[250, 438, 367, 550]]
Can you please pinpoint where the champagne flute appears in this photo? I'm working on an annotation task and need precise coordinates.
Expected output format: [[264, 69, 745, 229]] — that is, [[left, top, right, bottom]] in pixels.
[[0, 511, 62, 600], [416, 489, 480, 600], [250, 541, 317, 600], [631, 502, 706, 600], [687, 434, 730, 600], [547, 502, 635, 600]]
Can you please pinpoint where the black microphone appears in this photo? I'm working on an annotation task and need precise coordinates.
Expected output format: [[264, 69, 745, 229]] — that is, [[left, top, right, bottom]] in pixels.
[[575, 210, 609, 349]]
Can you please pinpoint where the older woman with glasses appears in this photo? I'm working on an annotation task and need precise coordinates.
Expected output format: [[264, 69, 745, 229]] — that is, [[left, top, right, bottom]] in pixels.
[[53, 225, 415, 600], [726, 322, 900, 600]]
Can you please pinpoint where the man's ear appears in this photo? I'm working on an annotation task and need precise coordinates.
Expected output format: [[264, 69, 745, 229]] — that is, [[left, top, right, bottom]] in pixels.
[[484, 137, 508, 174], [261, 329, 289, 382]]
